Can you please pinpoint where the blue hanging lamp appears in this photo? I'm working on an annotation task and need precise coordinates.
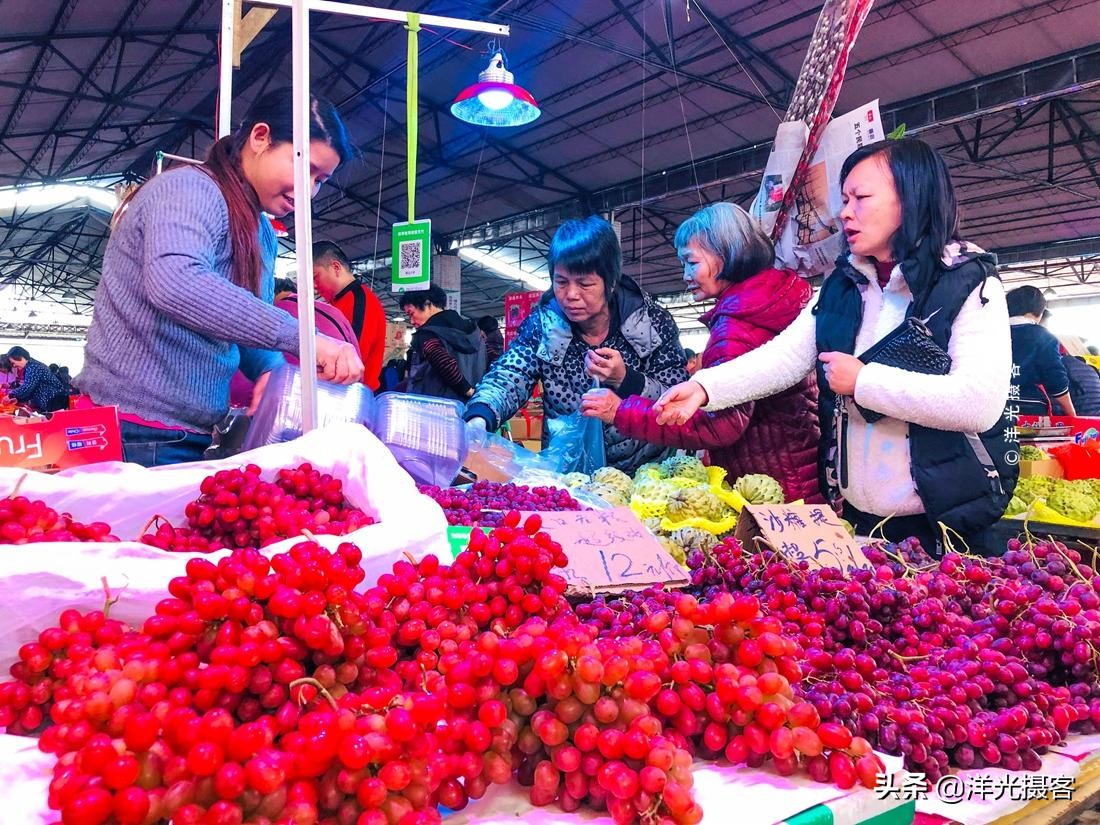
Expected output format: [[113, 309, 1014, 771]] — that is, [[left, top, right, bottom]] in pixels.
[[451, 48, 541, 128]]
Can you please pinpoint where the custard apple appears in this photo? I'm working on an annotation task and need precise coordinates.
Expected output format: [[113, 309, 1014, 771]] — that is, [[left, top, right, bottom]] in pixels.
[[733, 473, 785, 505], [634, 463, 665, 482], [592, 467, 634, 498], [660, 455, 708, 483], [1004, 496, 1028, 517], [561, 472, 590, 489], [658, 536, 687, 566], [632, 478, 677, 504], [583, 483, 630, 507], [668, 527, 718, 552], [667, 486, 725, 521]]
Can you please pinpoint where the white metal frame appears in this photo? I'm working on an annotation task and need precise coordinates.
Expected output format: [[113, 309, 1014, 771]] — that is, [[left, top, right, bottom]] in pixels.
[[219, 0, 508, 431]]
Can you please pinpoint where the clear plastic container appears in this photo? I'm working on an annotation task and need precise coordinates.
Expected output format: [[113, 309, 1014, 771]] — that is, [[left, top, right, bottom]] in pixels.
[[370, 393, 468, 487], [242, 364, 376, 451]]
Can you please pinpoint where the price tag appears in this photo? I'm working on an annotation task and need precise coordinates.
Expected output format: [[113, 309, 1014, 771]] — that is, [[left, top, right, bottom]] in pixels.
[[522, 507, 689, 593], [734, 504, 871, 573]]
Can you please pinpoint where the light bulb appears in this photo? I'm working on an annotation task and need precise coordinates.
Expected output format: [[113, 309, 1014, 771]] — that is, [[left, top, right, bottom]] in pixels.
[[477, 89, 514, 111]]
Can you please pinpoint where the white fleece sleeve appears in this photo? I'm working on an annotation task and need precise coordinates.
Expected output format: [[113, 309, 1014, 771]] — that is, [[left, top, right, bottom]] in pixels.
[[694, 299, 819, 412], [853, 277, 1010, 433]]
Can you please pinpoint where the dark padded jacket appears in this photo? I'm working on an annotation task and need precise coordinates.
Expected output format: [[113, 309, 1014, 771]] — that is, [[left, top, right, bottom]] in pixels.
[[614, 268, 822, 502], [465, 276, 688, 475]]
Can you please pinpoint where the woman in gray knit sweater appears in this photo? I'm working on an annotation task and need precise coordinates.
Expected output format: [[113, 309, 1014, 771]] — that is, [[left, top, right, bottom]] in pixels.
[[79, 91, 362, 466]]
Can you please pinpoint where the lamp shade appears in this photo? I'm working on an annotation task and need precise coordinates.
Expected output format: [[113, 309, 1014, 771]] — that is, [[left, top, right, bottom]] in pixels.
[[451, 52, 541, 128]]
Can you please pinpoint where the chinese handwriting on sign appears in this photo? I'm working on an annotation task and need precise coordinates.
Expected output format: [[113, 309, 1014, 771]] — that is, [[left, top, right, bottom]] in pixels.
[[1005, 364, 1020, 466], [875, 772, 1074, 803]]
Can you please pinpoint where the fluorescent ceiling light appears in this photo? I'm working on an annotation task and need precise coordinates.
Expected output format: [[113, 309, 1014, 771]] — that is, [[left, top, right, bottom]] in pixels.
[[458, 247, 549, 292], [0, 183, 118, 214]]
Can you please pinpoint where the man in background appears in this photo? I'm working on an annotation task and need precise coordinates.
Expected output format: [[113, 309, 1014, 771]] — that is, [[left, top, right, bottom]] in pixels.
[[313, 240, 387, 391]]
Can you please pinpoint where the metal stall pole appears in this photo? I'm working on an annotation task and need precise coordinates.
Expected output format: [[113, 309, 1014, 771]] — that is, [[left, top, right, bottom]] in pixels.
[[291, 0, 319, 432], [219, 0, 235, 137]]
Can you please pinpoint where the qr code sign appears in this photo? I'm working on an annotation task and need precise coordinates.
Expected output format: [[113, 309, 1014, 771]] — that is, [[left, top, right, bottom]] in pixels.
[[399, 240, 422, 279]]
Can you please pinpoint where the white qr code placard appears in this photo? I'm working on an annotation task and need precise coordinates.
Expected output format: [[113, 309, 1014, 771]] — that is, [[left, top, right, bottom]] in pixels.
[[398, 241, 421, 279], [391, 219, 431, 292]]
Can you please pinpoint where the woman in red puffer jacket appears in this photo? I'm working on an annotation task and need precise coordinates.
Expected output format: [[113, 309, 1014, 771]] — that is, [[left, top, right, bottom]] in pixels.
[[581, 203, 821, 502]]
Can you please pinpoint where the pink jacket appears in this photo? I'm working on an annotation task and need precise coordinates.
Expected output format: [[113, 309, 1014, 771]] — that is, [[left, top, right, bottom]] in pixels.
[[614, 268, 822, 503], [229, 296, 361, 407]]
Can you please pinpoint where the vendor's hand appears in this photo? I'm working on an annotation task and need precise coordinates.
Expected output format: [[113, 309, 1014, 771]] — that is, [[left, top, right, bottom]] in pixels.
[[580, 388, 621, 424], [818, 351, 863, 396], [465, 416, 489, 446], [248, 371, 271, 415], [315, 334, 364, 385], [585, 347, 627, 388], [653, 380, 708, 425]]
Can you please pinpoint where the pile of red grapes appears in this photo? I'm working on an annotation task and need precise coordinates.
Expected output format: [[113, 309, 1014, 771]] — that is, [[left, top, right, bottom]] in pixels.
[[575, 534, 1100, 782], [141, 463, 375, 553], [0, 494, 116, 544], [418, 480, 585, 527], [0, 511, 884, 825]]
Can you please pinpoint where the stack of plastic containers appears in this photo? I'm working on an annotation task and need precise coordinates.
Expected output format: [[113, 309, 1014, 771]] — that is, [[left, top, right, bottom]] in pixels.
[[370, 394, 468, 487], [243, 365, 376, 452]]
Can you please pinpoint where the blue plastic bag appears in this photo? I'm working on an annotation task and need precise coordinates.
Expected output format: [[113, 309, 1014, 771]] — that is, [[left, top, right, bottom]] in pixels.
[[542, 410, 606, 475]]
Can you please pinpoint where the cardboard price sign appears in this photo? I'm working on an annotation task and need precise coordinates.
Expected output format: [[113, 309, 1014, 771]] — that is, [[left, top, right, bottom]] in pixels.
[[523, 506, 689, 593], [734, 504, 871, 573]]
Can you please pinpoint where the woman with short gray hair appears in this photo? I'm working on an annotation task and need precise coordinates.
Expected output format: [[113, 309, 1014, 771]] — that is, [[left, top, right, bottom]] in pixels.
[[581, 202, 822, 502]]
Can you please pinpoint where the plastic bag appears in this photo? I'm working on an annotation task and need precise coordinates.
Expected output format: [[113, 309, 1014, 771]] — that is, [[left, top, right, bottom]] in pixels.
[[0, 424, 449, 675], [1048, 442, 1100, 481], [542, 411, 606, 476]]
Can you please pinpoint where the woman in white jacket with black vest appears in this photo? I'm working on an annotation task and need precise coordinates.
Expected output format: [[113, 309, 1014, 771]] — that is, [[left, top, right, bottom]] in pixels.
[[653, 138, 1016, 554]]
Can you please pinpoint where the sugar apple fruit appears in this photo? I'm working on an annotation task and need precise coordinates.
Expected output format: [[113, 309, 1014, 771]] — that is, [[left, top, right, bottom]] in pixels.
[[1047, 485, 1099, 523], [1004, 495, 1028, 517], [583, 483, 630, 508], [668, 527, 718, 552], [660, 455, 708, 483], [634, 463, 665, 482], [561, 472, 590, 489], [667, 486, 725, 521], [733, 473, 785, 505], [592, 467, 634, 498]]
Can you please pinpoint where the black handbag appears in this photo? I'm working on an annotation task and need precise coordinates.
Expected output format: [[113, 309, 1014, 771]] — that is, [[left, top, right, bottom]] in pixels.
[[851, 314, 951, 422]]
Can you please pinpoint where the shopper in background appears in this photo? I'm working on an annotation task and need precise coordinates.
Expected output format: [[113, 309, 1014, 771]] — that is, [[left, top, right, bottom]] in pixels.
[[0, 355, 13, 392], [477, 315, 505, 368], [465, 216, 688, 475], [4, 346, 69, 413], [1005, 286, 1075, 416], [379, 358, 408, 393], [1054, 333, 1100, 416], [312, 240, 387, 391], [684, 348, 700, 376], [79, 90, 363, 467], [653, 138, 1015, 551], [229, 277, 362, 407], [400, 286, 487, 400], [582, 203, 821, 502]]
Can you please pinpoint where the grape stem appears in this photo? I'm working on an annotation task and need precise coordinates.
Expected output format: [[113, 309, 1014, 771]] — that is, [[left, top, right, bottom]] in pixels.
[[289, 677, 339, 711], [7, 473, 28, 500], [137, 513, 170, 538]]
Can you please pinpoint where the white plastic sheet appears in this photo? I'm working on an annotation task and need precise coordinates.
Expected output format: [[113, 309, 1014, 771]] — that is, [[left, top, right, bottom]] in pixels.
[[0, 424, 449, 674]]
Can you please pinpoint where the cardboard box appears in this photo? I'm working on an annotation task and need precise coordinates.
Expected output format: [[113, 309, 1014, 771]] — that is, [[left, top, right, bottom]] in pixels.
[[0, 405, 123, 472], [520, 440, 542, 453], [1019, 458, 1065, 479], [507, 412, 543, 442]]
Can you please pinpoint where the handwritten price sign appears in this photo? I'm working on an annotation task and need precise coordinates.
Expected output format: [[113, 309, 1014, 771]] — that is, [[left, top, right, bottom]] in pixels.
[[734, 504, 871, 573], [520, 507, 689, 593]]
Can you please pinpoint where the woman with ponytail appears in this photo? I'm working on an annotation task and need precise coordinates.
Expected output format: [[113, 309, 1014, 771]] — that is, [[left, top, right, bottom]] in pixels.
[[79, 90, 363, 466]]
